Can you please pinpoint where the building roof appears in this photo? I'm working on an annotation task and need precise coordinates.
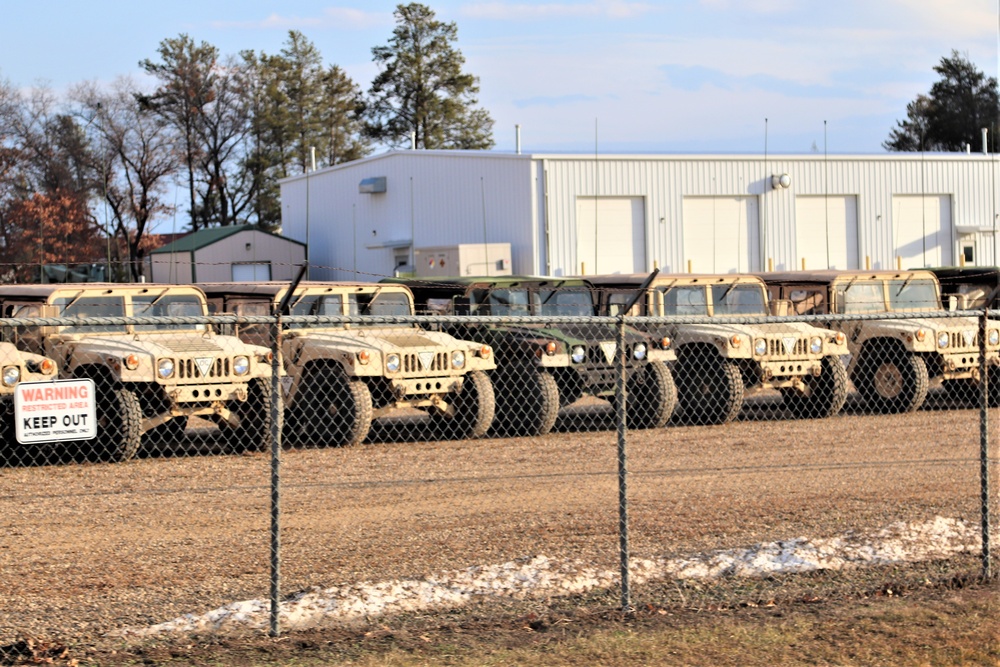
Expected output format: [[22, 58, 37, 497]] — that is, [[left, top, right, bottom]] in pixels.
[[149, 225, 305, 255]]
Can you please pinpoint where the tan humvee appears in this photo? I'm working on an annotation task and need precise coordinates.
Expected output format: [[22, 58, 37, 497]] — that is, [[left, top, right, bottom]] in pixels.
[[589, 273, 850, 424], [0, 341, 60, 464], [200, 282, 497, 446], [759, 270, 1000, 412], [0, 284, 275, 462]]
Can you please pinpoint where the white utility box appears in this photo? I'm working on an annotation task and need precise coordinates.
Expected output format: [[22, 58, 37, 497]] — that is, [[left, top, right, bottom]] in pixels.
[[414, 243, 512, 277]]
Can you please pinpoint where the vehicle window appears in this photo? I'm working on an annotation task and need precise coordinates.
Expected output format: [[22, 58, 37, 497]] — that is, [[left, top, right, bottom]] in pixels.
[[661, 286, 708, 316], [606, 290, 644, 316], [835, 282, 884, 314], [291, 294, 344, 328], [538, 287, 594, 317], [472, 288, 533, 316], [53, 295, 127, 333], [133, 294, 207, 331], [712, 284, 767, 316], [788, 289, 827, 315], [888, 279, 941, 311]]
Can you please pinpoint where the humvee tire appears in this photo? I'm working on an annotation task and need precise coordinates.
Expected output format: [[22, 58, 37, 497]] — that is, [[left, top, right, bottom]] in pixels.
[[781, 355, 849, 419], [326, 374, 373, 447], [947, 368, 1000, 408], [92, 386, 143, 463], [853, 348, 929, 414], [433, 369, 495, 440], [221, 377, 273, 454], [493, 368, 560, 437], [626, 360, 677, 429], [675, 350, 744, 425]]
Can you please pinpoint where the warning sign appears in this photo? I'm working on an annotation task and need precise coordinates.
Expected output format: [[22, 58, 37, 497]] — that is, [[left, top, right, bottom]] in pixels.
[[14, 379, 97, 444]]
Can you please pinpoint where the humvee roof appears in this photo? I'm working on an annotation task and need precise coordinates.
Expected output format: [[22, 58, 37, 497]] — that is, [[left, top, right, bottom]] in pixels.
[[758, 269, 940, 286]]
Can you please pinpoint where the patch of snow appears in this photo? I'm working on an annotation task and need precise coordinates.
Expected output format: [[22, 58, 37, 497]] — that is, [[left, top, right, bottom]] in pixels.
[[119, 516, 980, 637]]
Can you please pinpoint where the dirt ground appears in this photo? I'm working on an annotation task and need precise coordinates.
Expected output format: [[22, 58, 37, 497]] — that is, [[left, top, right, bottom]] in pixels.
[[0, 391, 996, 663]]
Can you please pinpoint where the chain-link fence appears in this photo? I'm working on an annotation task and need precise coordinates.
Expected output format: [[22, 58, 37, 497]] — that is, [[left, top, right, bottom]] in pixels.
[[0, 287, 995, 644]]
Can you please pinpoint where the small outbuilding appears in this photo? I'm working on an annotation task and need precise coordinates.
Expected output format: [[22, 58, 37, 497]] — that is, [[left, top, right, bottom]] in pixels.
[[146, 225, 306, 283]]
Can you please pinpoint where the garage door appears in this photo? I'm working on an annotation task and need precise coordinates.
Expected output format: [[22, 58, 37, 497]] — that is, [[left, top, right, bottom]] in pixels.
[[795, 195, 859, 270], [576, 197, 645, 275], [892, 195, 953, 268], [682, 196, 760, 273]]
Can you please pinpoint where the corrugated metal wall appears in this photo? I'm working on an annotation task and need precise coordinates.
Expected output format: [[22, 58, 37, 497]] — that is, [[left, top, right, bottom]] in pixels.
[[281, 151, 1000, 281]]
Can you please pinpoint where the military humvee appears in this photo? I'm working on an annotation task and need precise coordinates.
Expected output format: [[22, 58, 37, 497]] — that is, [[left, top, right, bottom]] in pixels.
[[759, 270, 1000, 412], [0, 341, 60, 464], [0, 284, 275, 462], [392, 276, 677, 437], [588, 273, 850, 424], [200, 281, 497, 446], [928, 266, 1000, 309]]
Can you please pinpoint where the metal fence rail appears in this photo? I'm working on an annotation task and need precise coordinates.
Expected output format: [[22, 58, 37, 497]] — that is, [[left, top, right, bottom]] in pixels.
[[0, 308, 994, 643]]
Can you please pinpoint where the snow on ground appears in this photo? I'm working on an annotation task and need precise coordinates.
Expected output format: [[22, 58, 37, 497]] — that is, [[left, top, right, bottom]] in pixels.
[[121, 516, 980, 637]]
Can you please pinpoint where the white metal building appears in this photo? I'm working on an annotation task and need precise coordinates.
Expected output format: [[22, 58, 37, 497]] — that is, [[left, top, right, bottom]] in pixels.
[[279, 150, 1000, 281]]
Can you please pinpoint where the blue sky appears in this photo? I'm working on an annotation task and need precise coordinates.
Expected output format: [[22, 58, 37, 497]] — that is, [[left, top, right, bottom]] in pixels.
[[2, 0, 998, 154]]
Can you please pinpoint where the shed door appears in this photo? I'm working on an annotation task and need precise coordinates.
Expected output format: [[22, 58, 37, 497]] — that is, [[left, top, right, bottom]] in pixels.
[[892, 195, 953, 268], [682, 196, 760, 273], [576, 197, 645, 275], [795, 195, 859, 270], [232, 263, 271, 281]]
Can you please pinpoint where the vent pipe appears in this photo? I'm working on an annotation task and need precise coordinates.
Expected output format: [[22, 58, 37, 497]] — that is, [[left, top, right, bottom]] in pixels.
[[515, 124, 521, 154], [410, 131, 416, 150], [983, 128, 989, 154]]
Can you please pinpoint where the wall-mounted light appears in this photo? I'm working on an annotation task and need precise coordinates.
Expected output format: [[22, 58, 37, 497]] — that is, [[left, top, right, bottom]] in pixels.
[[245, 243, 252, 251], [771, 173, 791, 189]]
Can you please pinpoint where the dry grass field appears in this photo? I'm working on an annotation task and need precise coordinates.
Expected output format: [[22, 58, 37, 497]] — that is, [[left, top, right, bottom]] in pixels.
[[0, 392, 997, 665]]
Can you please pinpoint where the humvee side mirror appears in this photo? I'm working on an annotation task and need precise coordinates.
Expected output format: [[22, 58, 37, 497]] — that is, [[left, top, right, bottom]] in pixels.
[[453, 296, 471, 316], [947, 295, 961, 311], [769, 299, 791, 317]]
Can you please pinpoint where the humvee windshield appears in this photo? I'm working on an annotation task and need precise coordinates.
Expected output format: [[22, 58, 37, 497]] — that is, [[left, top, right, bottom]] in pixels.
[[350, 291, 412, 322], [133, 294, 207, 331], [288, 293, 344, 329], [662, 286, 708, 316], [835, 282, 884, 314], [711, 284, 767, 316], [888, 278, 940, 311], [470, 288, 533, 316], [537, 287, 593, 317], [54, 295, 126, 333]]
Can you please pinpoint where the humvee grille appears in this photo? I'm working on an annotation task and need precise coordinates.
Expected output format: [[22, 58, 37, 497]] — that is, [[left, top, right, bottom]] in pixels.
[[949, 331, 978, 350], [402, 351, 449, 373], [176, 357, 230, 379], [767, 337, 809, 357]]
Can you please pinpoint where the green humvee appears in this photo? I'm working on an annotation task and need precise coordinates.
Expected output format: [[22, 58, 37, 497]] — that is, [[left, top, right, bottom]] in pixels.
[[393, 276, 677, 436]]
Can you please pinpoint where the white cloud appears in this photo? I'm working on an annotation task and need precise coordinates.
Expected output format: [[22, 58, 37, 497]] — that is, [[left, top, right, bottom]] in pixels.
[[211, 7, 392, 30], [461, 0, 657, 20]]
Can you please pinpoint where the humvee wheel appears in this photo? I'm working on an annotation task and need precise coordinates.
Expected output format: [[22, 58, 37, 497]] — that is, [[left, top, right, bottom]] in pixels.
[[91, 387, 142, 463], [781, 355, 848, 419], [433, 370, 496, 439], [853, 349, 928, 414], [952, 368, 1000, 408], [144, 416, 188, 453], [222, 378, 274, 454], [324, 375, 373, 447], [675, 351, 744, 425], [492, 368, 560, 437], [626, 360, 677, 429]]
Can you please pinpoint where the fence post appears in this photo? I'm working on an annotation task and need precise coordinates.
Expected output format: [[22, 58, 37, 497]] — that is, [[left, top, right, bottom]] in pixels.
[[269, 311, 284, 635], [979, 308, 993, 580], [614, 313, 632, 613]]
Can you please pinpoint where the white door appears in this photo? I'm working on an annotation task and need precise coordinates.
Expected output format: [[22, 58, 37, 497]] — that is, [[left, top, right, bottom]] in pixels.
[[682, 196, 760, 273], [232, 263, 271, 281], [576, 197, 646, 274], [891, 195, 953, 268], [795, 195, 859, 270]]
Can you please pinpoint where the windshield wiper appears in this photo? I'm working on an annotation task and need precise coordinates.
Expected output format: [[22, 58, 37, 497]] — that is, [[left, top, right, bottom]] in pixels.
[[895, 272, 915, 297]]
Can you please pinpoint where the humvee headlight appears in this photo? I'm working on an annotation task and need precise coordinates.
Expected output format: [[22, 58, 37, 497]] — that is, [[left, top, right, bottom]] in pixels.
[[124, 354, 140, 371], [386, 353, 400, 372], [2, 366, 20, 386], [233, 355, 250, 376], [357, 350, 371, 365], [730, 335, 742, 348], [632, 343, 647, 360], [990, 329, 1000, 346], [810, 337, 823, 354], [571, 346, 586, 363], [544, 341, 558, 356], [451, 350, 466, 369], [915, 328, 927, 342], [157, 358, 175, 379], [937, 332, 950, 349], [754, 338, 768, 356]]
